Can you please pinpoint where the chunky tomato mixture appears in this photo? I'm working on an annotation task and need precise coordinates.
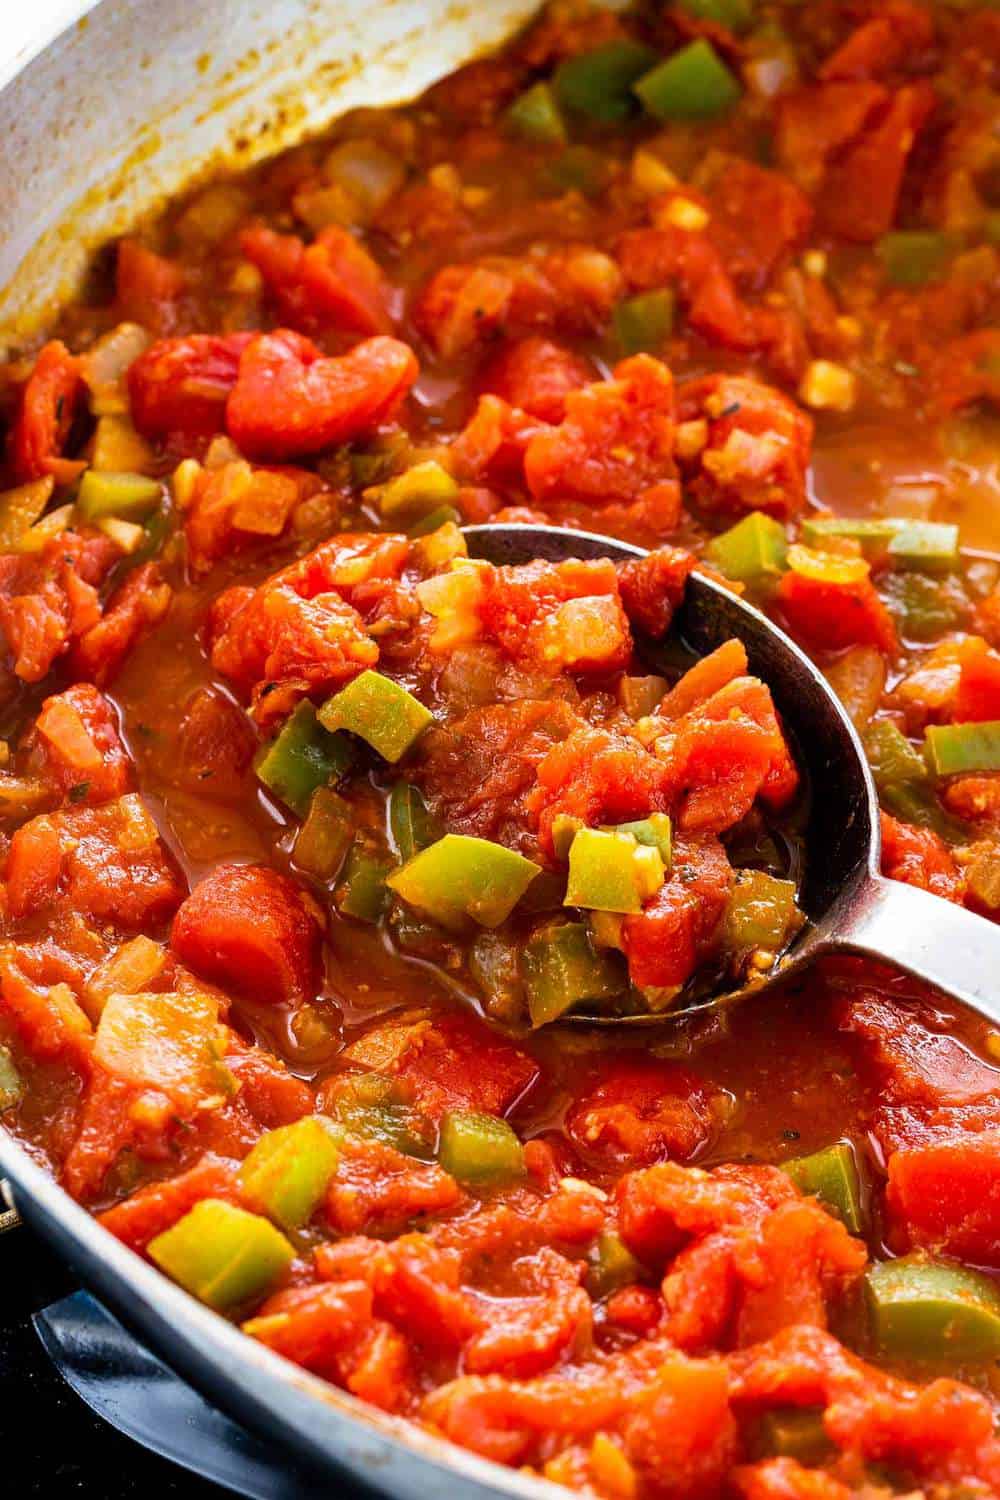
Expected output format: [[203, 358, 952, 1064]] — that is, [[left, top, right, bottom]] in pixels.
[[6, 1, 1000, 1495]]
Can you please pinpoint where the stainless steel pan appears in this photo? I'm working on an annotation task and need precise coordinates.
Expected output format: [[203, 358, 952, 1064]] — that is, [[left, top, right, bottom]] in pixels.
[[0, 3, 564, 1495]]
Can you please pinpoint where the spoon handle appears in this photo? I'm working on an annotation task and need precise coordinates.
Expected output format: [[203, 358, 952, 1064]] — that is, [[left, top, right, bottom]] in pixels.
[[834, 875, 1000, 1025]]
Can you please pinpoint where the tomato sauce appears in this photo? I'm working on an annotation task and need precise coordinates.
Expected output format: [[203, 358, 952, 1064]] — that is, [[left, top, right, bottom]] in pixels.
[[3, 2, 1000, 1495]]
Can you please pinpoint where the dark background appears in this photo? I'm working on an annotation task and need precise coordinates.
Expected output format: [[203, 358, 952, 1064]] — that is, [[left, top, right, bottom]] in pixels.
[[1, 1220, 224, 1496]]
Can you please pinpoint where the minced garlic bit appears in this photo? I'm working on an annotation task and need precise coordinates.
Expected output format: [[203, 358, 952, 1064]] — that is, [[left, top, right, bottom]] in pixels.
[[801, 249, 828, 278], [799, 359, 857, 413], [987, 1031, 1000, 1063], [630, 147, 678, 198], [428, 163, 462, 197], [674, 417, 709, 461], [659, 196, 709, 232]]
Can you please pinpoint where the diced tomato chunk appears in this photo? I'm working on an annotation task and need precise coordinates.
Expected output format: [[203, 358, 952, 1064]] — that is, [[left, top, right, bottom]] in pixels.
[[98, 1153, 243, 1250], [820, 84, 937, 242], [528, 723, 674, 858], [820, 1, 934, 83], [524, 355, 676, 509], [114, 240, 185, 333], [171, 863, 323, 1005], [390, 1010, 540, 1119], [69, 562, 172, 687], [128, 333, 254, 440], [932, 328, 1000, 415], [477, 557, 630, 673], [618, 547, 696, 639], [8, 341, 84, 484], [699, 155, 813, 288], [226, 330, 418, 461], [241, 224, 393, 336], [22, 682, 132, 806], [880, 811, 965, 904], [622, 834, 732, 989], [675, 374, 812, 521], [887, 1135, 1000, 1266], [566, 1056, 717, 1167], [182, 460, 325, 573], [776, 569, 898, 655], [954, 646, 1000, 721], [325, 1135, 464, 1237], [480, 337, 593, 423], [776, 81, 888, 194], [246, 1281, 377, 1381]]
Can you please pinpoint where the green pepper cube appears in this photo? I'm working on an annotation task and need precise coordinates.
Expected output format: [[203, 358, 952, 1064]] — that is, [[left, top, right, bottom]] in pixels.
[[705, 513, 788, 585], [677, 0, 754, 33], [328, 1071, 434, 1159], [887, 520, 960, 573], [925, 721, 1000, 777], [866, 1254, 1000, 1363], [880, 779, 968, 843], [877, 231, 953, 289], [800, 515, 899, 558], [723, 870, 802, 954], [614, 290, 675, 355], [610, 813, 673, 866], [293, 787, 353, 881], [506, 81, 568, 145], [407, 505, 461, 538], [335, 846, 393, 923], [376, 460, 459, 522], [886, 570, 964, 641], [587, 1228, 643, 1298], [634, 41, 742, 122], [552, 813, 586, 862], [554, 40, 659, 123], [756, 1408, 831, 1465], [255, 701, 354, 816], [565, 828, 665, 914], [389, 781, 442, 864], [387, 833, 540, 929], [543, 145, 612, 198], [76, 469, 163, 522], [149, 1199, 294, 1312], [319, 670, 433, 763], [0, 1043, 22, 1111], [239, 1116, 341, 1230], [618, 674, 668, 719], [438, 1108, 526, 1186], [522, 921, 626, 1027], [783, 1142, 864, 1234], [865, 719, 927, 792]]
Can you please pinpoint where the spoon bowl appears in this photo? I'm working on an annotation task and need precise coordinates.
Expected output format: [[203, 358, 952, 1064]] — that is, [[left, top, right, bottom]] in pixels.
[[464, 522, 1000, 1027]]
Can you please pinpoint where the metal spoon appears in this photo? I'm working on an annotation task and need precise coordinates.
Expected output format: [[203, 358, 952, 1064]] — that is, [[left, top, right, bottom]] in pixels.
[[464, 522, 1000, 1027]]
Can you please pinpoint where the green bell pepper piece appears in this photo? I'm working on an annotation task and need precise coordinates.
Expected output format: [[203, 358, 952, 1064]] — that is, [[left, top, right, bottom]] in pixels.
[[388, 782, 442, 864], [328, 1072, 435, 1159], [676, 0, 754, 32], [865, 720, 928, 791], [609, 813, 673, 866], [552, 814, 586, 862], [885, 572, 963, 642], [543, 145, 613, 198], [755, 1408, 831, 1465], [614, 290, 675, 355], [887, 520, 960, 573], [522, 921, 626, 1026], [293, 787, 353, 881], [506, 81, 568, 145], [723, 870, 801, 953], [877, 231, 953, 289], [376, 460, 459, 522], [634, 41, 742, 121], [783, 1142, 864, 1234], [0, 1043, 22, 1111], [239, 1116, 341, 1230], [76, 470, 162, 522], [618, 674, 668, 719], [437, 1108, 526, 1186], [925, 721, 1000, 777], [407, 505, 461, 538], [587, 1228, 643, 1298], [554, 40, 659, 122], [319, 670, 433, 763], [255, 701, 354, 816], [879, 779, 969, 842], [149, 1199, 294, 1312], [801, 516, 900, 558], [866, 1254, 1000, 1362], [388, 833, 539, 929], [335, 845, 392, 923], [705, 513, 788, 585], [565, 828, 665, 914]]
